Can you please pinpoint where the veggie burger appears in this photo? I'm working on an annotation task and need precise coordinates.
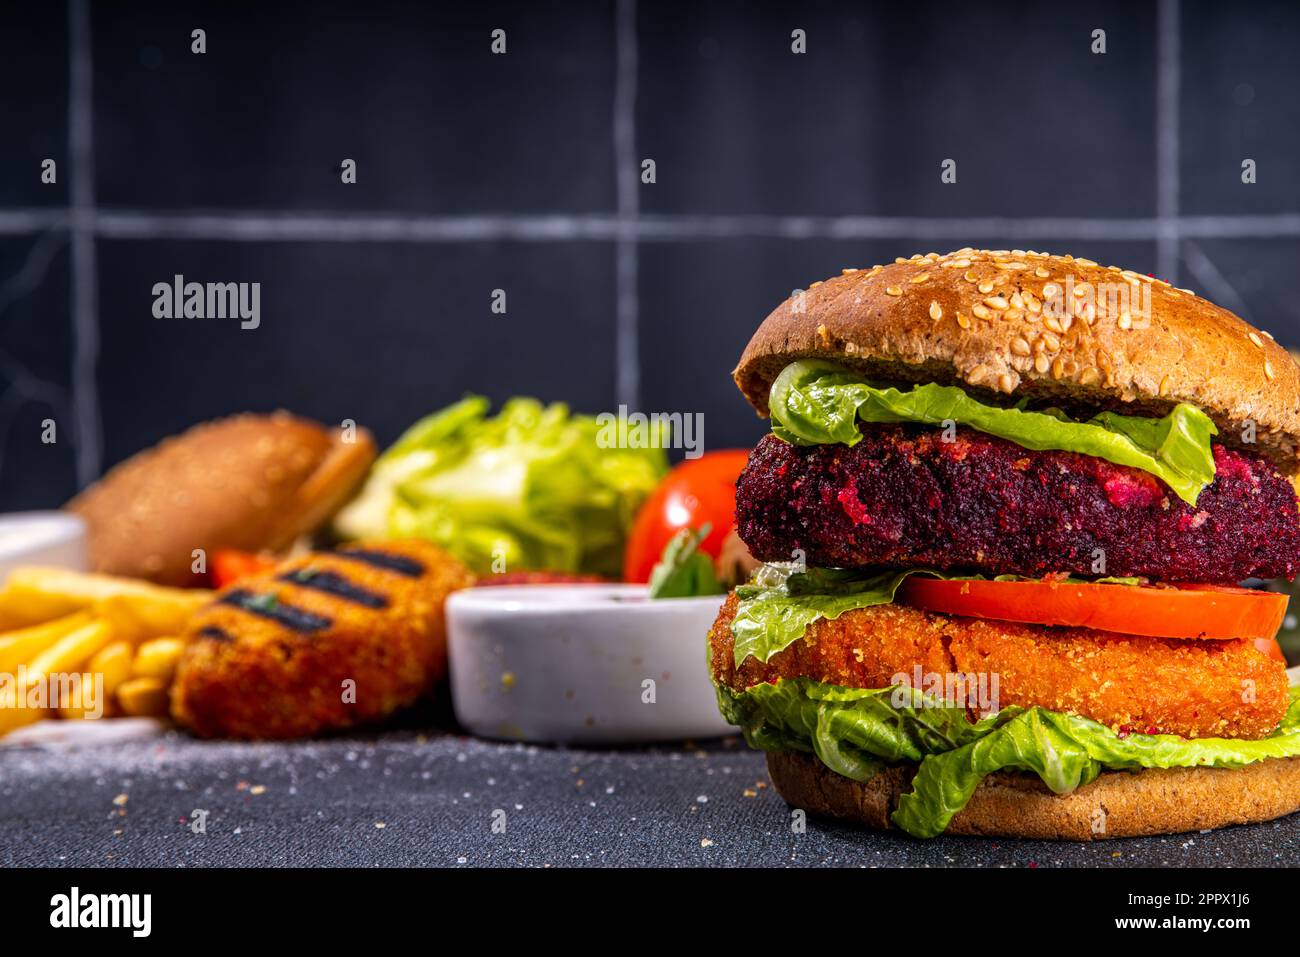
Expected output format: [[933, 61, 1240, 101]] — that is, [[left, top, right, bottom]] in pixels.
[[709, 248, 1300, 840]]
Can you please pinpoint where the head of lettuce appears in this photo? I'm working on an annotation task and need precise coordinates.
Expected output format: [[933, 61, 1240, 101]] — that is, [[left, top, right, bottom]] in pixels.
[[333, 395, 668, 578]]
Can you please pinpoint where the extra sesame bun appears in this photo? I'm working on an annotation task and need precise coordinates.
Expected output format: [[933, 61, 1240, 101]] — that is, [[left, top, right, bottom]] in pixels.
[[767, 750, 1300, 840], [733, 249, 1300, 463], [67, 412, 376, 587]]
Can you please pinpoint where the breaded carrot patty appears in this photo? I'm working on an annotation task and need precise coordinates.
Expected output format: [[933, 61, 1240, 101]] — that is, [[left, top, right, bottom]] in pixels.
[[709, 592, 1289, 740]]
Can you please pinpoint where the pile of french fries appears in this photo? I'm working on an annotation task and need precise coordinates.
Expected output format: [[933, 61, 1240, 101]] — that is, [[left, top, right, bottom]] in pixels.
[[0, 567, 209, 738]]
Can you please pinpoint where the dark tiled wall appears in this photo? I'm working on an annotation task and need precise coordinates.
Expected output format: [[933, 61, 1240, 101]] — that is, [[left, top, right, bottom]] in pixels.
[[1, 0, 1297, 510]]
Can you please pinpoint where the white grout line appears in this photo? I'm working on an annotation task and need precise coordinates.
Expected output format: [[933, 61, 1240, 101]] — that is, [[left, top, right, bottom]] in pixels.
[[13, 209, 1292, 243], [613, 0, 640, 410], [1156, 0, 1181, 283], [92, 210, 624, 242], [1181, 240, 1254, 321], [0, 209, 69, 235], [68, 0, 101, 487]]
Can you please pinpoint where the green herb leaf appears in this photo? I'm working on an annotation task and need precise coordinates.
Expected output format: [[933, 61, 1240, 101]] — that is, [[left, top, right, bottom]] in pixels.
[[648, 525, 723, 599]]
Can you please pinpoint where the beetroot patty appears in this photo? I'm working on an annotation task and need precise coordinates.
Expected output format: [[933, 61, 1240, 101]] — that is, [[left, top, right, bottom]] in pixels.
[[736, 425, 1300, 584]]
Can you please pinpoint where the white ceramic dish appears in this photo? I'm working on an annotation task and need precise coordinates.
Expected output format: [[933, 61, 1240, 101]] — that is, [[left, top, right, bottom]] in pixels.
[[447, 584, 733, 744], [0, 512, 87, 584]]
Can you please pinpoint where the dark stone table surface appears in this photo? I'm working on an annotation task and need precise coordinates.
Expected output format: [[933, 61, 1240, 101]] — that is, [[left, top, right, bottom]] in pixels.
[[2, 718, 1297, 867]]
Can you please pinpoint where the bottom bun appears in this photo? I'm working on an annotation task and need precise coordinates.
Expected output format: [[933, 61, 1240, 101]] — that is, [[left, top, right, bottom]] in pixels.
[[766, 751, 1300, 840]]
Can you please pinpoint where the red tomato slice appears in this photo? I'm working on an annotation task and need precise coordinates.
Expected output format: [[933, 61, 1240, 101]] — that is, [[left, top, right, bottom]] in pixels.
[[623, 450, 749, 583], [897, 577, 1288, 641], [1255, 637, 1287, 664], [210, 549, 277, 588]]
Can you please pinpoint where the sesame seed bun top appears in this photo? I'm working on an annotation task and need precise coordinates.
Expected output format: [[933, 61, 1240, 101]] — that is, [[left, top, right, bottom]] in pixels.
[[733, 248, 1300, 464]]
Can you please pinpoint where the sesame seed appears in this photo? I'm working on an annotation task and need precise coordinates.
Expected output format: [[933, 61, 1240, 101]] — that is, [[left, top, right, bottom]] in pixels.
[[996, 261, 1029, 271], [910, 273, 931, 284], [895, 257, 910, 265], [963, 270, 979, 283], [1011, 337, 1031, 356], [1159, 375, 1172, 396], [977, 280, 995, 294], [957, 312, 971, 329], [997, 372, 1016, 393], [972, 304, 993, 321], [1043, 314, 1064, 334], [984, 296, 1009, 311], [944, 258, 972, 269], [885, 285, 903, 296], [1034, 354, 1050, 374], [1079, 367, 1100, 386], [809, 280, 823, 288], [1249, 332, 1264, 348], [1265, 361, 1276, 381], [1051, 356, 1065, 379], [1075, 257, 1098, 267], [1042, 282, 1061, 299], [929, 301, 943, 320], [1042, 332, 1061, 352], [1118, 310, 1132, 331], [1005, 308, 1024, 321], [842, 267, 858, 274]]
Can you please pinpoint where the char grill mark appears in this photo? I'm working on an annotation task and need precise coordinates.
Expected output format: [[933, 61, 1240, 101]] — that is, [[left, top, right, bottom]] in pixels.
[[219, 589, 332, 633], [280, 568, 389, 608], [333, 548, 425, 578]]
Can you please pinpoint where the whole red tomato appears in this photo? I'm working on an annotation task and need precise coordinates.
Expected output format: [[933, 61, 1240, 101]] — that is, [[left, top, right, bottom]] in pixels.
[[623, 449, 750, 583]]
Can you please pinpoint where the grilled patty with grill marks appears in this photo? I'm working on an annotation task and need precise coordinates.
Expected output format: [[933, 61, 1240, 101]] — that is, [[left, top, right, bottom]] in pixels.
[[171, 539, 474, 739]]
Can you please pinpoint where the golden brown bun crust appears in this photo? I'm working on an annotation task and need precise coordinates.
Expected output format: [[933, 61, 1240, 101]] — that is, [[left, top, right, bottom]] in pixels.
[[767, 750, 1300, 840], [66, 412, 377, 587], [734, 249, 1300, 462], [171, 539, 474, 739], [708, 592, 1290, 740]]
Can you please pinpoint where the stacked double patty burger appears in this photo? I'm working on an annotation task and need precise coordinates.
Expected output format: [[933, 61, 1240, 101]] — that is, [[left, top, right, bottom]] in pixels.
[[709, 248, 1300, 840]]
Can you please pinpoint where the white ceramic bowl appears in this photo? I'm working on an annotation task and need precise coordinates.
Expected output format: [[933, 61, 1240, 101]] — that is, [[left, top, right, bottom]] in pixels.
[[0, 512, 87, 584], [447, 584, 734, 744]]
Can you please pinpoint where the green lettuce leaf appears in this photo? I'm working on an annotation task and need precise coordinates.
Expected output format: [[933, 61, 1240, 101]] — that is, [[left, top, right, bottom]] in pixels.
[[333, 395, 668, 577], [731, 566, 1143, 668], [717, 676, 1300, 838], [648, 525, 724, 599], [768, 359, 1218, 505], [732, 566, 915, 667]]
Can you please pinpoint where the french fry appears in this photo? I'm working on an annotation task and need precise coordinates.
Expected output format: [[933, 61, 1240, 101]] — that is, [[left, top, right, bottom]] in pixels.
[[26, 619, 114, 679], [0, 620, 109, 735], [59, 639, 134, 720], [0, 611, 94, 674], [131, 637, 186, 683], [94, 590, 208, 644], [57, 680, 118, 721], [116, 677, 169, 717], [0, 567, 208, 634], [89, 640, 134, 697]]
